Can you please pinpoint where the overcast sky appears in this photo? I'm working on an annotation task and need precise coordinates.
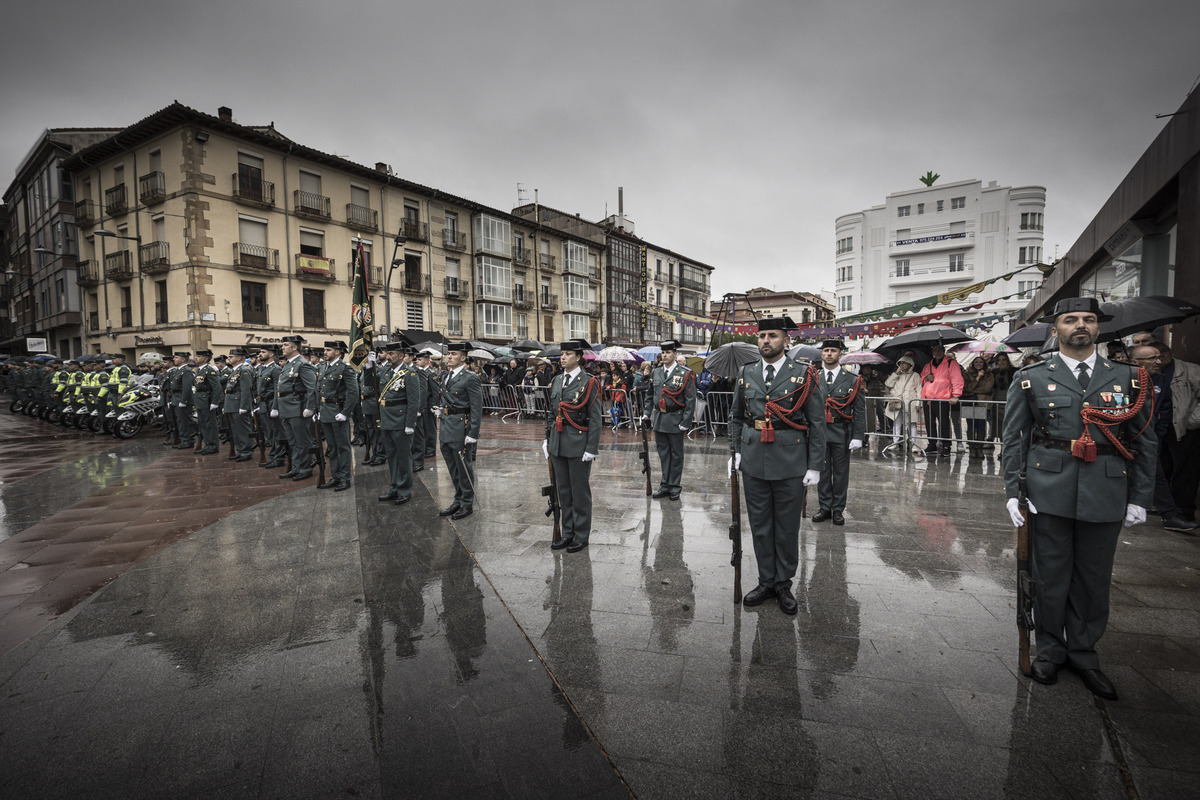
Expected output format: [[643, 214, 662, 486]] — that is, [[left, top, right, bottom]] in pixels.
[[3, 0, 1197, 302]]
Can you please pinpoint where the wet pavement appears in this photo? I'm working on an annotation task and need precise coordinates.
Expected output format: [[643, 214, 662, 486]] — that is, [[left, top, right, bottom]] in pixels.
[[0, 410, 1198, 799]]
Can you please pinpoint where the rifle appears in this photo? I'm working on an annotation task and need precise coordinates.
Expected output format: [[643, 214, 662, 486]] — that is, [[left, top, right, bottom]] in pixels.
[[639, 421, 653, 496], [1016, 463, 1036, 677], [254, 412, 266, 464], [730, 465, 743, 603], [543, 457, 561, 544], [226, 412, 236, 457], [312, 416, 326, 484]]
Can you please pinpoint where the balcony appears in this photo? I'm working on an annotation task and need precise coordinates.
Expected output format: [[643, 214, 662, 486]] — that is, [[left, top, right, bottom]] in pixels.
[[680, 276, 705, 292], [346, 203, 378, 233], [446, 323, 463, 337], [513, 289, 534, 310], [399, 275, 430, 295], [888, 263, 973, 284], [563, 259, 590, 278], [587, 301, 603, 318], [444, 276, 468, 298], [233, 242, 280, 274], [540, 293, 559, 311], [104, 250, 134, 280], [890, 231, 972, 254], [77, 260, 100, 286], [138, 241, 171, 274], [400, 218, 428, 241], [443, 228, 467, 251], [295, 254, 336, 282], [516, 327, 529, 340], [139, 171, 166, 205], [512, 246, 532, 266], [104, 184, 128, 216], [563, 297, 590, 314], [294, 190, 331, 220], [368, 266, 384, 289], [538, 253, 557, 273], [75, 199, 96, 227], [475, 281, 512, 302], [232, 174, 275, 209]]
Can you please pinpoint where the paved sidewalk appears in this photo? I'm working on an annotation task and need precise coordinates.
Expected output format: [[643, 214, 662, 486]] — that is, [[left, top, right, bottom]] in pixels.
[[0, 411, 1197, 798]]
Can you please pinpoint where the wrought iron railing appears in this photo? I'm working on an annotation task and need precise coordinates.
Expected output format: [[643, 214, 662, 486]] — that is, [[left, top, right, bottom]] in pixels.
[[104, 184, 128, 215], [233, 242, 280, 272], [346, 203, 378, 232], [294, 190, 331, 218], [139, 171, 165, 204]]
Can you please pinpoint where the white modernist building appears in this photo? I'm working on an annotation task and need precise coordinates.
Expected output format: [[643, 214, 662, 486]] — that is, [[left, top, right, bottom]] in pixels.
[[834, 179, 1047, 322]]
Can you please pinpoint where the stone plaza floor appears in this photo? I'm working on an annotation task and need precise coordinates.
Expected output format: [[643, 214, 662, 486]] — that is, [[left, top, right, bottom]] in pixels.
[[0, 409, 1197, 799]]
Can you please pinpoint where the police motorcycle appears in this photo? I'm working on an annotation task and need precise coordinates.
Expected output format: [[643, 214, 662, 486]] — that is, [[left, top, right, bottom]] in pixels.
[[113, 383, 163, 439]]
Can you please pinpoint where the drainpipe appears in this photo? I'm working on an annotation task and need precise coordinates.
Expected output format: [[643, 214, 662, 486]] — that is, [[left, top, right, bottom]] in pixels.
[[281, 144, 294, 330], [132, 150, 145, 335]]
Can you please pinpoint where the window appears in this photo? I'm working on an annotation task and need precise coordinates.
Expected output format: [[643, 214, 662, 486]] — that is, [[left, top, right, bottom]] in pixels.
[[351, 239, 372, 272], [516, 312, 528, 339], [155, 280, 168, 324], [1017, 280, 1038, 298], [655, 258, 663, 279], [303, 288, 325, 328], [837, 295, 853, 312], [563, 240, 587, 274], [351, 185, 370, 209], [120, 287, 132, 327], [406, 300, 423, 329], [473, 214, 511, 257], [563, 275, 588, 312], [1019, 246, 1042, 265], [446, 304, 463, 335], [446, 211, 459, 237], [237, 153, 266, 201], [895, 259, 910, 277], [836, 236, 853, 255], [564, 313, 588, 340], [475, 255, 512, 301], [896, 228, 910, 241], [937, 200, 944, 212], [1020, 212, 1044, 231], [543, 315, 554, 342], [299, 228, 324, 257], [917, 203, 925, 215], [837, 265, 854, 283], [479, 302, 512, 338], [55, 277, 65, 313], [242, 281, 267, 325], [950, 221, 966, 234], [656, 289, 662, 305], [951, 196, 965, 210], [898, 205, 910, 217], [949, 253, 965, 272]]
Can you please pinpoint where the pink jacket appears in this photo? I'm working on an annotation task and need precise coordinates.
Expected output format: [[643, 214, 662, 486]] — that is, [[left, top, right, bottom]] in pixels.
[[919, 357, 964, 400]]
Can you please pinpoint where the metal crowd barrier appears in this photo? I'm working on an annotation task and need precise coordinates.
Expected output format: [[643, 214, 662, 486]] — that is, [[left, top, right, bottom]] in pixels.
[[903, 397, 1008, 456]]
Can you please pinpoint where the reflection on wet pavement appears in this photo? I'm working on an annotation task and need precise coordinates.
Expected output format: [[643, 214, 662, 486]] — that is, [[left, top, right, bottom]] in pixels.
[[0, 412, 1197, 799]]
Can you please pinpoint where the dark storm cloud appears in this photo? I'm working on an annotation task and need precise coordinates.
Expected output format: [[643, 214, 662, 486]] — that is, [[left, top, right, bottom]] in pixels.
[[3, 0, 1197, 302]]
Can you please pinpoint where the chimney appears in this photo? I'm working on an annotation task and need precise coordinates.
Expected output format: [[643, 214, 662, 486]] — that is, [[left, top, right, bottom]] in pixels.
[[375, 162, 391, 174], [218, 106, 233, 122]]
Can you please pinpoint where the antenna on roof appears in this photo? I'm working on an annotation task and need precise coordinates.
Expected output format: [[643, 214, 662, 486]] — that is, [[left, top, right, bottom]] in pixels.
[[517, 182, 529, 206]]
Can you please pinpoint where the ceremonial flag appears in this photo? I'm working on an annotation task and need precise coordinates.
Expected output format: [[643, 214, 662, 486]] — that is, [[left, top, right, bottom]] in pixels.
[[348, 241, 373, 371]]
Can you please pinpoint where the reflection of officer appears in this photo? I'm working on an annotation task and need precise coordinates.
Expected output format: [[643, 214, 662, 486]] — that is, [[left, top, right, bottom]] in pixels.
[[438, 342, 483, 520], [643, 339, 696, 500], [813, 340, 865, 526], [1003, 297, 1156, 701], [417, 351, 441, 460], [356, 348, 384, 467], [271, 335, 318, 481], [170, 352, 196, 449], [542, 338, 602, 553], [376, 342, 420, 504], [729, 317, 826, 615], [255, 347, 285, 466], [191, 349, 223, 454], [223, 347, 256, 461], [409, 351, 434, 473], [317, 340, 360, 491]]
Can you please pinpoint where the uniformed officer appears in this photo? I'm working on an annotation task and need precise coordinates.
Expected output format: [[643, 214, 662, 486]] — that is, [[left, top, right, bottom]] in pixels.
[[438, 342, 483, 519], [214, 354, 231, 443], [354, 346, 382, 466], [409, 350, 437, 472], [368, 344, 393, 467], [108, 354, 132, 422], [542, 338, 602, 553], [377, 342, 422, 504], [170, 352, 196, 449], [813, 340, 865, 526], [223, 347, 256, 461], [316, 340, 360, 491], [255, 347, 286, 467], [1003, 297, 1156, 700], [729, 317, 826, 615], [643, 339, 697, 500], [416, 350, 441, 460], [271, 335, 318, 481], [191, 349, 223, 454]]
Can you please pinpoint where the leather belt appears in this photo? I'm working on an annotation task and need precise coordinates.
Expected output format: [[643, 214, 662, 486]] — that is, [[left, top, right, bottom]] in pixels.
[[1032, 435, 1120, 456], [278, 392, 294, 397], [751, 419, 808, 431], [443, 406, 470, 415]]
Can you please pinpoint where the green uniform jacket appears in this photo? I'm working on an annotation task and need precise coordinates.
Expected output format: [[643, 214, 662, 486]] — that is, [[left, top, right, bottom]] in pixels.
[[358, 364, 380, 416], [438, 368, 483, 444], [379, 364, 421, 431], [169, 365, 195, 407], [645, 364, 697, 433], [819, 366, 867, 444], [545, 370, 602, 458], [223, 362, 255, 413], [192, 363, 223, 408], [730, 357, 827, 480], [316, 359, 360, 419], [273, 356, 317, 418], [255, 362, 279, 413], [1001, 354, 1157, 523]]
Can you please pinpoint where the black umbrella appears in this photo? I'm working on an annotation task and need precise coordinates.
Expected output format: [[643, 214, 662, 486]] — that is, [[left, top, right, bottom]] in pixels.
[[1002, 323, 1053, 348], [787, 344, 821, 362], [510, 338, 545, 352], [704, 342, 760, 379], [540, 344, 562, 359], [1098, 295, 1200, 341], [876, 324, 973, 353], [413, 340, 447, 354]]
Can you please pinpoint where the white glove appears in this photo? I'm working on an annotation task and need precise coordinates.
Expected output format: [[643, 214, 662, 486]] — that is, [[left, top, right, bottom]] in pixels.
[[1006, 497, 1038, 527], [848, 439, 863, 451], [542, 440, 549, 459], [802, 469, 820, 487], [405, 427, 414, 435], [239, 409, 247, 415], [582, 452, 596, 462], [177, 402, 185, 408], [314, 412, 321, 422], [251, 407, 258, 415], [640, 415, 649, 422], [269, 409, 279, 418], [335, 413, 346, 422], [678, 424, 689, 432], [209, 403, 218, 411], [465, 436, 477, 445], [727, 453, 741, 476], [302, 408, 313, 418], [1124, 504, 1146, 527], [433, 407, 442, 418]]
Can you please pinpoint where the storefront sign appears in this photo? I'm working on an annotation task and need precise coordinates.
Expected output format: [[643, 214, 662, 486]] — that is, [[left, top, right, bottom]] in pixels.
[[26, 337, 48, 352], [894, 232, 967, 246], [135, 335, 164, 345]]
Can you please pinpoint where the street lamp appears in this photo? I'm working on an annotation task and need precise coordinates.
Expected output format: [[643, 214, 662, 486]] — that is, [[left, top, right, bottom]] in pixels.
[[94, 228, 145, 334], [382, 227, 409, 338]]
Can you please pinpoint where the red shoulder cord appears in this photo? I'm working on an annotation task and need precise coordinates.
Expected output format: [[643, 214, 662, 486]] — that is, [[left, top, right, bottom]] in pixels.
[[1072, 365, 1153, 462], [761, 364, 818, 443], [556, 376, 599, 432], [659, 370, 695, 412], [825, 374, 863, 424]]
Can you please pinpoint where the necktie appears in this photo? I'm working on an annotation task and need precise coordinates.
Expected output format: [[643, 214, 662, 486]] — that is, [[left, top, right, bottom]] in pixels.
[[765, 364, 775, 387], [1077, 362, 1090, 390], [826, 370, 835, 386]]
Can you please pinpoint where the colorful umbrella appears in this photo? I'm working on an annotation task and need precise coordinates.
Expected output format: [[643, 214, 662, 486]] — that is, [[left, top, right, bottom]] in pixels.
[[840, 351, 892, 365], [637, 345, 662, 360], [597, 345, 642, 363]]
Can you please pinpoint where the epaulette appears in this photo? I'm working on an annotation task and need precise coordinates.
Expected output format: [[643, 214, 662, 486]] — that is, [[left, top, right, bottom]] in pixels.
[[1015, 361, 1046, 373]]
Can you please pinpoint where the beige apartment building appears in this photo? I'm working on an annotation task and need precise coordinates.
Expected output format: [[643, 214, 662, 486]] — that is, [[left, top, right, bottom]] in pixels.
[[61, 103, 605, 360]]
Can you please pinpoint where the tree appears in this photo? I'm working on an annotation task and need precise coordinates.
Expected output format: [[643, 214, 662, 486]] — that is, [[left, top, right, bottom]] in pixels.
[[919, 171, 940, 187]]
